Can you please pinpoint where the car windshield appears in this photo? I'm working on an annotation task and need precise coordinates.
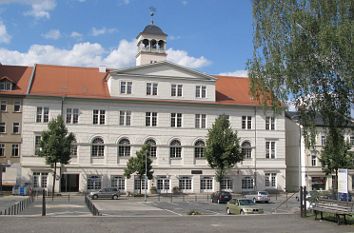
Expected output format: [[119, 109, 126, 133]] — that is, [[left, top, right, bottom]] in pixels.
[[259, 191, 268, 195], [239, 199, 254, 205]]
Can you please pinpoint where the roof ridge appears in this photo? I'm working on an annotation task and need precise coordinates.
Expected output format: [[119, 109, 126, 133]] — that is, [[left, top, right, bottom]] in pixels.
[[36, 63, 102, 70]]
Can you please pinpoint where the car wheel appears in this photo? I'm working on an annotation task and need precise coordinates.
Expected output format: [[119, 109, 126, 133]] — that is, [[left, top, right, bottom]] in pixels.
[[253, 198, 256, 204], [240, 210, 245, 215], [92, 195, 98, 200], [265, 200, 269, 203], [226, 208, 231, 215], [112, 195, 118, 200]]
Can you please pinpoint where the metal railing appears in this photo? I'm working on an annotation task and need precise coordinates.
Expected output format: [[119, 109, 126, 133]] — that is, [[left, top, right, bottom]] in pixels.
[[85, 195, 101, 216], [0, 196, 34, 215]]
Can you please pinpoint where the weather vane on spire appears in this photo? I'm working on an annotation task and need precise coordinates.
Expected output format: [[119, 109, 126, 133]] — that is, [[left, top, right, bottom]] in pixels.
[[149, 6, 156, 24]]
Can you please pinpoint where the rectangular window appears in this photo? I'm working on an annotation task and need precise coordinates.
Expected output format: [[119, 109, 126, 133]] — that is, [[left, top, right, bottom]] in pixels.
[[70, 144, 77, 158], [36, 107, 49, 123], [111, 176, 125, 191], [14, 101, 21, 112], [41, 173, 48, 188], [93, 109, 105, 125], [12, 144, 19, 157], [35, 135, 41, 155], [87, 175, 102, 190], [311, 154, 317, 166], [351, 135, 354, 146], [200, 177, 213, 191], [179, 177, 192, 190], [266, 141, 276, 159], [171, 84, 183, 97], [33, 172, 48, 188], [242, 176, 254, 189], [195, 114, 206, 128], [265, 173, 276, 187], [0, 122, 5, 133], [221, 178, 233, 190], [171, 113, 182, 128], [242, 116, 252, 129], [1, 100, 7, 111], [119, 111, 131, 126], [321, 135, 326, 146], [146, 83, 158, 96], [33, 172, 40, 188], [266, 117, 275, 130], [66, 108, 79, 124], [195, 85, 206, 98], [0, 144, 4, 156], [134, 177, 146, 191], [13, 122, 20, 134], [120, 81, 132, 94], [146, 112, 157, 126]]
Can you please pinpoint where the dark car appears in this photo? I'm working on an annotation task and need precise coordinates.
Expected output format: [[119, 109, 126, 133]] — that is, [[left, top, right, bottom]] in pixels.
[[211, 191, 232, 204]]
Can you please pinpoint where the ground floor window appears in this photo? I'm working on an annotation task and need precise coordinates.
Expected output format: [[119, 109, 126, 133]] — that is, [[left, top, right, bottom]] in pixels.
[[134, 176, 146, 191], [179, 176, 192, 190], [87, 175, 102, 190], [111, 175, 125, 191], [157, 176, 170, 192], [200, 177, 213, 191], [33, 172, 48, 188], [220, 177, 233, 190], [242, 176, 254, 190], [311, 177, 326, 190], [265, 173, 277, 188]]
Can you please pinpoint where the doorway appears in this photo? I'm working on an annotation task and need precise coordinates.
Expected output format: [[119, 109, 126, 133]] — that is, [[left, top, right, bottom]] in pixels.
[[60, 174, 79, 192]]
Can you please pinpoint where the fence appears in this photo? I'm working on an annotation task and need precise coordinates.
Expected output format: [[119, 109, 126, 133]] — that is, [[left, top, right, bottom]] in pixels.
[[84, 195, 101, 216], [0, 196, 34, 215]]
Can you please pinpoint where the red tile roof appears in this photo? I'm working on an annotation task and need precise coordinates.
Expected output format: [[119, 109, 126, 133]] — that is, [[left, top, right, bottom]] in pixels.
[[0, 65, 33, 95], [214, 75, 259, 106], [29, 64, 110, 98]]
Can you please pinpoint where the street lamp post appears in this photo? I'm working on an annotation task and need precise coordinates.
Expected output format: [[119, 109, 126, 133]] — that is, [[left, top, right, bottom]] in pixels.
[[144, 150, 147, 202]]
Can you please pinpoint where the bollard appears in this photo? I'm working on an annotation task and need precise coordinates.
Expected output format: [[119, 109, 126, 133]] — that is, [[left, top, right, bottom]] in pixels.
[[42, 190, 46, 216], [195, 195, 197, 202], [170, 193, 173, 203]]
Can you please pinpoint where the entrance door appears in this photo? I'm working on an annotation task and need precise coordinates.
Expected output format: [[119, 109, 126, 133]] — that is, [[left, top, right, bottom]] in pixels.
[[157, 176, 170, 193], [60, 174, 79, 192]]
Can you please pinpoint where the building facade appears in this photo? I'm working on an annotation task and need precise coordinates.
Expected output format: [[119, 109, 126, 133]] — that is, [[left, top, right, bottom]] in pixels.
[[17, 23, 287, 194], [286, 112, 354, 192]]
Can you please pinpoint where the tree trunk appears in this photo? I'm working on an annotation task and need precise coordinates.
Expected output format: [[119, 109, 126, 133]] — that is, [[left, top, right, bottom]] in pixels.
[[52, 162, 57, 197], [335, 169, 338, 195], [139, 176, 142, 194]]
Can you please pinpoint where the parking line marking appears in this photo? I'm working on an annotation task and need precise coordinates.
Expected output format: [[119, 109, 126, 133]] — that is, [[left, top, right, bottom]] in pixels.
[[163, 209, 183, 216]]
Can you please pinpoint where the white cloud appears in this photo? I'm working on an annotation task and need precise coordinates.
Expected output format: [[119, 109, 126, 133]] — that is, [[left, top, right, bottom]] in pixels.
[[91, 27, 117, 36], [70, 31, 83, 40], [0, 0, 56, 19], [0, 21, 11, 44], [0, 39, 210, 69], [166, 48, 210, 69], [169, 35, 181, 41], [181, 1, 188, 5], [42, 29, 61, 40], [219, 70, 248, 77]]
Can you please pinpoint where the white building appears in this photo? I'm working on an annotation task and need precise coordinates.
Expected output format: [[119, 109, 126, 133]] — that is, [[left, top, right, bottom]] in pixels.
[[19, 22, 287, 194], [286, 112, 354, 192]]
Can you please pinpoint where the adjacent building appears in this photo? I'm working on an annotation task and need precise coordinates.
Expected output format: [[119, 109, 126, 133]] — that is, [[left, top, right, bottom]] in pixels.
[[17, 22, 287, 194]]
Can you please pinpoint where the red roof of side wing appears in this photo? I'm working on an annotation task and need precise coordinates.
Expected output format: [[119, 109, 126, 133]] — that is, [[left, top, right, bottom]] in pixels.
[[0, 65, 33, 95], [214, 75, 259, 106], [29, 64, 109, 98]]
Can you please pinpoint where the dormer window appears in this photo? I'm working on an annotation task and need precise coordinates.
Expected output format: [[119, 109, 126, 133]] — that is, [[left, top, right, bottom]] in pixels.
[[196, 85, 206, 98], [120, 81, 132, 94], [0, 80, 13, 91]]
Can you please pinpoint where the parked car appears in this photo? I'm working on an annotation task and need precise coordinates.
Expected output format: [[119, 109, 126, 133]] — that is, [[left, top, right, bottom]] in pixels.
[[89, 187, 120, 200], [244, 191, 270, 203], [211, 191, 232, 204], [226, 198, 264, 215]]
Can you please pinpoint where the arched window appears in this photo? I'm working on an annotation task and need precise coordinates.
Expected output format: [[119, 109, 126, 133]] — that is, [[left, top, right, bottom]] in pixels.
[[145, 139, 156, 157], [194, 140, 205, 158], [118, 139, 130, 157], [91, 138, 104, 157], [170, 140, 181, 158], [241, 141, 252, 159]]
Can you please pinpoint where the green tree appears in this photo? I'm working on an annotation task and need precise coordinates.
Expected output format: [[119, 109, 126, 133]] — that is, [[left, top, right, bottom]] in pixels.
[[248, 0, 353, 148], [124, 144, 154, 194], [320, 127, 354, 192], [38, 115, 75, 196], [205, 115, 243, 190]]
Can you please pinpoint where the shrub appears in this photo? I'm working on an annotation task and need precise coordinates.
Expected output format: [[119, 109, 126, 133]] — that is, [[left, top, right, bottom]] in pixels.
[[150, 186, 157, 194], [188, 210, 201, 215], [172, 186, 180, 194]]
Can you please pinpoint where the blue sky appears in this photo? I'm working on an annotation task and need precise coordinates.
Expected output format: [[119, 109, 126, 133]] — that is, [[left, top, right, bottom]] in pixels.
[[0, 0, 253, 76]]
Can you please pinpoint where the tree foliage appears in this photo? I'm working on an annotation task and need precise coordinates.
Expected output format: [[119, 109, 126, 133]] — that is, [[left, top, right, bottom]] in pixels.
[[320, 127, 354, 191], [248, 0, 353, 147], [38, 115, 76, 195], [124, 144, 154, 194], [205, 115, 243, 189]]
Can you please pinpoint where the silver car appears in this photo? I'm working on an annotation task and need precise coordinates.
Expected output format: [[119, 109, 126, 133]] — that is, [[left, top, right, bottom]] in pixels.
[[89, 187, 120, 200], [244, 191, 270, 203]]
